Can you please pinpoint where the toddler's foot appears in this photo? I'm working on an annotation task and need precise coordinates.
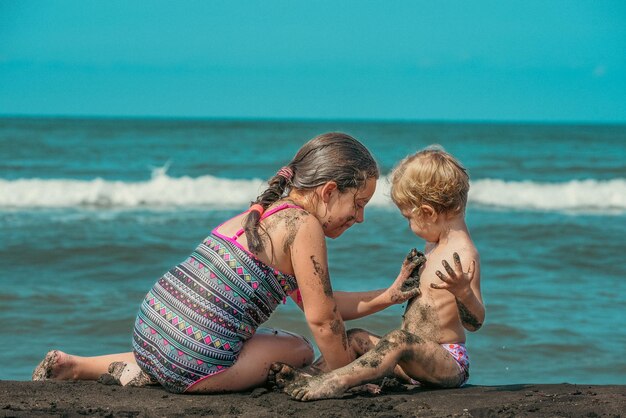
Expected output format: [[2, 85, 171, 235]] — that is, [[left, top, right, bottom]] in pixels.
[[100, 361, 155, 387], [344, 377, 404, 396], [269, 362, 346, 401], [32, 350, 77, 381], [290, 373, 347, 401], [349, 383, 381, 395]]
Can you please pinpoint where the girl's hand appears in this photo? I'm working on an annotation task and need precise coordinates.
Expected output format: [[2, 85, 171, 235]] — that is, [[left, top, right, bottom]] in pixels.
[[386, 249, 425, 304], [431, 252, 476, 298]]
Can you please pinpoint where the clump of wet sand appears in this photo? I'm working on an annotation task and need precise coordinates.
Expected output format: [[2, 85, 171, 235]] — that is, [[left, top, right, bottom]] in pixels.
[[400, 248, 427, 294]]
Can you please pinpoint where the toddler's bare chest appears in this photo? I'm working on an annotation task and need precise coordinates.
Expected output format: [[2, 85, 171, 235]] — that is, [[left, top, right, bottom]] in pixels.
[[401, 296, 441, 341]]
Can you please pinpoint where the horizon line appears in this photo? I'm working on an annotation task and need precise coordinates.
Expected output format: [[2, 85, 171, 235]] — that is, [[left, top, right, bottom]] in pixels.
[[1, 113, 625, 127]]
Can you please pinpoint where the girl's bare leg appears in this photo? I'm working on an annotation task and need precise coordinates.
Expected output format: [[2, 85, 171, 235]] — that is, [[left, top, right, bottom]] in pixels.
[[305, 327, 380, 374], [32, 350, 137, 381], [185, 328, 314, 393]]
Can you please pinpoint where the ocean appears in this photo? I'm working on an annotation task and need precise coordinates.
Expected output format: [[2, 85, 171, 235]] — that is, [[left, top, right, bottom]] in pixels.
[[1, 117, 625, 385]]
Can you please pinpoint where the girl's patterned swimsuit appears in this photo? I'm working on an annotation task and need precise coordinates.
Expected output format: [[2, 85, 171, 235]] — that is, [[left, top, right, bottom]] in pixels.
[[132, 204, 300, 393]]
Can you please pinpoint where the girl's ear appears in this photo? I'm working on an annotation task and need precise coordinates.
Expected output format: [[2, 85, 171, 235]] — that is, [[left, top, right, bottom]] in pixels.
[[419, 204, 437, 222], [319, 181, 338, 203]]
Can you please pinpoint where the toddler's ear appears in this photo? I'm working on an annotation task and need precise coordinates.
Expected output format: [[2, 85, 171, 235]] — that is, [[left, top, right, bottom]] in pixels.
[[419, 204, 437, 221]]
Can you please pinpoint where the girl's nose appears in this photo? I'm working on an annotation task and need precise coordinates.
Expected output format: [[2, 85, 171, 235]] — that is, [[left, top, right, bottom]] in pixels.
[[355, 208, 365, 223]]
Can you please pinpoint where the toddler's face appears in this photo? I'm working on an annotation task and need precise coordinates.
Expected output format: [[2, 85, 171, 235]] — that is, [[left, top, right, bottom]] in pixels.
[[400, 206, 429, 239]]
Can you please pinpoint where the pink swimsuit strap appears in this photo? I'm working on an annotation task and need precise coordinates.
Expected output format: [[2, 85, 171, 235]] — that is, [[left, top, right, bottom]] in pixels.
[[231, 203, 302, 240]]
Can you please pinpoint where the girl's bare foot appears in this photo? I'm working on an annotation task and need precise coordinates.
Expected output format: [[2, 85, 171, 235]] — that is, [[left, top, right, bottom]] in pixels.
[[32, 350, 77, 381], [102, 361, 156, 387]]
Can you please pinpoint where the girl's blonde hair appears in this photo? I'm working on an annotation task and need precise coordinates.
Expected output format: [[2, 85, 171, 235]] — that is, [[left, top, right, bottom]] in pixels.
[[390, 145, 469, 215]]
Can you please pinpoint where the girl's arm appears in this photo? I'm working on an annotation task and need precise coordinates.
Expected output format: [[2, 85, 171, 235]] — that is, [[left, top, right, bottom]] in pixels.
[[290, 255, 422, 320], [332, 289, 390, 320], [332, 252, 423, 320], [290, 216, 354, 370]]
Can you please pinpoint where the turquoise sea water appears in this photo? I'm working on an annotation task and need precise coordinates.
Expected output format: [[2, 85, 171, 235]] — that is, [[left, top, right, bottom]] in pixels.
[[1, 117, 625, 385]]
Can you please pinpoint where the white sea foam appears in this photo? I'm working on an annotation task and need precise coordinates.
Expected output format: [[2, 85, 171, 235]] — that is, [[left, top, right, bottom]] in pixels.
[[1, 170, 625, 214], [0, 168, 266, 209], [469, 178, 626, 213]]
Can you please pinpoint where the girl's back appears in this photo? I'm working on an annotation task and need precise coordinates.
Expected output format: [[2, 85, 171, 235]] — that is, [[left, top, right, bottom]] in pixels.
[[213, 202, 311, 277]]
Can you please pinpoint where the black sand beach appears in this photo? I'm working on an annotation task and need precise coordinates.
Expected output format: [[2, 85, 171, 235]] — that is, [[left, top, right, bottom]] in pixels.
[[1, 380, 623, 417]]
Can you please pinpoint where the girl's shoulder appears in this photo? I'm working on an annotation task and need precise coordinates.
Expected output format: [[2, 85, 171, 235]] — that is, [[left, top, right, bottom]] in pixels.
[[263, 202, 312, 223], [263, 204, 319, 235]]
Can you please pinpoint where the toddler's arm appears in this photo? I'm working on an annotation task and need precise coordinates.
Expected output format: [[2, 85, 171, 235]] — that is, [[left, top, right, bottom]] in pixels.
[[431, 252, 485, 331]]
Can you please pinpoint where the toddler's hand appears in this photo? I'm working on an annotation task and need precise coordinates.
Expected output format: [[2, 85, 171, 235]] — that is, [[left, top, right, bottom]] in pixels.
[[387, 248, 426, 304], [431, 252, 475, 297]]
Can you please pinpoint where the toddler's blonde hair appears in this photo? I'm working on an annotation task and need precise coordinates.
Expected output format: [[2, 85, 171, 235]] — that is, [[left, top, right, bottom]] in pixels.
[[390, 145, 469, 215]]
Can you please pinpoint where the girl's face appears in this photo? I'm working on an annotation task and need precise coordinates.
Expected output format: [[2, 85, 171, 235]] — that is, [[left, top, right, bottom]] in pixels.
[[322, 177, 377, 239]]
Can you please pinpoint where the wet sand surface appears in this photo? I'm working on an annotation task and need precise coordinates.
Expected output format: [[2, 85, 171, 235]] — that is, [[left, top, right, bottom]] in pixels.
[[1, 380, 624, 417]]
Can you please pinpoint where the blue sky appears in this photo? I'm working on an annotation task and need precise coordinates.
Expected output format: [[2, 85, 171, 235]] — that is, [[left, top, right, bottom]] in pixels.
[[1, 1, 624, 122]]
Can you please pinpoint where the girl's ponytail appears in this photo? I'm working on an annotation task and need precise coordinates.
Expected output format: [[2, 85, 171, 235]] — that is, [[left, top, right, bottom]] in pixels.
[[244, 167, 293, 254]]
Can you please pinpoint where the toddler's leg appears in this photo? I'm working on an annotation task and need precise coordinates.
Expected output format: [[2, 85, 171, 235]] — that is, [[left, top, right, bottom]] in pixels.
[[272, 329, 410, 400], [281, 329, 461, 401]]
